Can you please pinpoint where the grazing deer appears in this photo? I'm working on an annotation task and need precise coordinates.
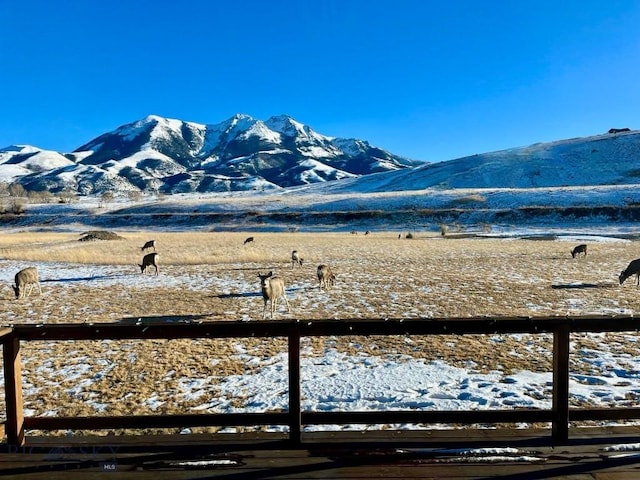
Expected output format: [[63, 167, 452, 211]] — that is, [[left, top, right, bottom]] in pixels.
[[317, 264, 336, 290], [12, 266, 42, 299], [139, 252, 159, 275], [291, 250, 303, 268], [141, 240, 156, 252], [571, 244, 587, 258], [619, 259, 640, 286], [257, 271, 290, 319], [244, 236, 254, 245]]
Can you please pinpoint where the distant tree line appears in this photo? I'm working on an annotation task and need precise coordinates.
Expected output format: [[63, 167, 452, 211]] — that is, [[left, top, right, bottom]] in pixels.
[[0, 181, 152, 215], [0, 181, 78, 215]]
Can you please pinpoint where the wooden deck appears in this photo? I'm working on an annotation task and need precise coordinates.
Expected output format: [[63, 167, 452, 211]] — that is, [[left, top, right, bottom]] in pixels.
[[2, 427, 640, 479]]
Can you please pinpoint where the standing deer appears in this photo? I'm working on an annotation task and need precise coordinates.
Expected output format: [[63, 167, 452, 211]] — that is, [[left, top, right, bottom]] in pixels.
[[139, 252, 159, 275], [317, 264, 336, 290], [291, 250, 303, 268], [141, 240, 156, 252], [619, 259, 640, 285], [257, 271, 290, 319], [12, 266, 42, 299], [571, 244, 587, 258]]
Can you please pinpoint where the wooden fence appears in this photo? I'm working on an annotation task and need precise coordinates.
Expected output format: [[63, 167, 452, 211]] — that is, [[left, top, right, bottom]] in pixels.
[[2, 316, 640, 447]]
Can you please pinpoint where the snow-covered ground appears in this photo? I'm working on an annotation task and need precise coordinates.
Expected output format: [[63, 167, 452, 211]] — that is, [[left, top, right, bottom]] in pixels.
[[3, 192, 640, 433], [2, 235, 640, 431]]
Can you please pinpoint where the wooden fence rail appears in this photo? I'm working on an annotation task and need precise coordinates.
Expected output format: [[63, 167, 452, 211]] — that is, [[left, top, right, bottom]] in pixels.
[[1, 316, 640, 447]]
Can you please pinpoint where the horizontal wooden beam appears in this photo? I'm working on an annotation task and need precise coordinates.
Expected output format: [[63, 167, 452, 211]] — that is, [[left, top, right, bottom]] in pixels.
[[24, 409, 553, 432], [25, 412, 289, 431], [9, 315, 640, 341], [570, 407, 640, 421], [303, 409, 553, 425]]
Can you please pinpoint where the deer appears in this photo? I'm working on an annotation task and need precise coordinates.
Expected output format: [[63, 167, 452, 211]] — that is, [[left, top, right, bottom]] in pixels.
[[619, 259, 640, 286], [317, 264, 336, 290], [291, 250, 303, 269], [257, 271, 290, 319], [141, 240, 156, 252], [139, 252, 159, 275], [571, 244, 587, 258], [12, 266, 42, 299]]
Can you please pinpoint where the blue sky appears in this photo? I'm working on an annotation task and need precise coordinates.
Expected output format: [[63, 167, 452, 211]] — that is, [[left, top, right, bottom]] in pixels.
[[1, 1, 639, 162]]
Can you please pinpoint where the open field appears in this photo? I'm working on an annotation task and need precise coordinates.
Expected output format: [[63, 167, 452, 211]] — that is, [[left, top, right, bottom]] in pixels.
[[2, 230, 639, 322], [1, 230, 640, 433]]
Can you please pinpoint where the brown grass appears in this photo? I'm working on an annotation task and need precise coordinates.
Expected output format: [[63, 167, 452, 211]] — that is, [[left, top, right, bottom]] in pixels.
[[2, 230, 640, 431]]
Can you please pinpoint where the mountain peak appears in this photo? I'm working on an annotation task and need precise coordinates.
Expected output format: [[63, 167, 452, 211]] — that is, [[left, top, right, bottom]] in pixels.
[[142, 114, 164, 123], [229, 113, 253, 121], [265, 114, 328, 142], [211, 113, 259, 136], [265, 114, 300, 132], [0, 144, 41, 154]]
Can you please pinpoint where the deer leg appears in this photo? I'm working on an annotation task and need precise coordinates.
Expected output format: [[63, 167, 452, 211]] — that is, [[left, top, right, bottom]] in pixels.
[[282, 293, 291, 312]]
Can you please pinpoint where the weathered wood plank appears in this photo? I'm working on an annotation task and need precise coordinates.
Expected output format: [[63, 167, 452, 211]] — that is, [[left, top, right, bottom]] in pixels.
[[11, 315, 640, 342], [2, 335, 24, 446], [0, 327, 13, 339], [3, 427, 640, 479], [288, 329, 302, 446], [553, 322, 570, 443], [2, 444, 640, 479], [24, 412, 290, 431]]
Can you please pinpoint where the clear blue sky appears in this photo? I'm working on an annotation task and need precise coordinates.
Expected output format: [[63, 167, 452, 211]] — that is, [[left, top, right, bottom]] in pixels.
[[1, 0, 639, 162]]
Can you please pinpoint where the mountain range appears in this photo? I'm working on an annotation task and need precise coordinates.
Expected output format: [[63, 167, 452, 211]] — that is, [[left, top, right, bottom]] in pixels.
[[0, 114, 421, 195], [1, 115, 638, 202]]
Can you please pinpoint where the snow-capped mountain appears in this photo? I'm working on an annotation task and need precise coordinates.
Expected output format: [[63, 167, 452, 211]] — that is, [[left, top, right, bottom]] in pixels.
[[296, 128, 640, 195], [3, 118, 638, 201], [0, 114, 421, 195]]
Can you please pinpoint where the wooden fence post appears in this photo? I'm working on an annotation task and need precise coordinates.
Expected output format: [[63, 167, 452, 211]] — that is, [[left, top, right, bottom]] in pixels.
[[552, 322, 570, 444], [3, 335, 25, 446], [288, 329, 302, 446]]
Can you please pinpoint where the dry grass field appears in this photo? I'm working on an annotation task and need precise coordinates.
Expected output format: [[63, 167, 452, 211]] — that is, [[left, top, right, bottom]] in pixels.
[[1, 230, 640, 433]]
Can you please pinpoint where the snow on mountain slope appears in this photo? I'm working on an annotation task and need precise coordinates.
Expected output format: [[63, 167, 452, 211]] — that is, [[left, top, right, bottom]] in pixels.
[[266, 114, 336, 146], [0, 145, 74, 170], [300, 129, 640, 195], [201, 114, 258, 154], [0, 145, 76, 184], [0, 162, 32, 182], [25, 113, 416, 194]]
